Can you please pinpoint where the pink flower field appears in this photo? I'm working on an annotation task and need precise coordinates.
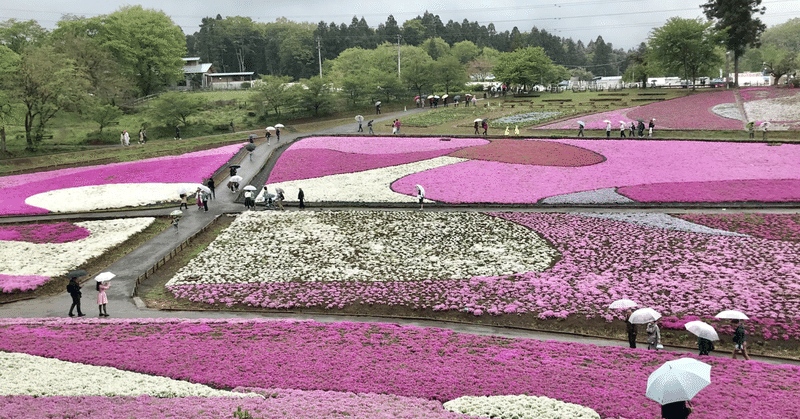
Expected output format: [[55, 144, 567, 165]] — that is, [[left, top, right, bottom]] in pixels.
[[268, 137, 488, 183], [168, 212, 800, 340], [0, 318, 797, 419], [390, 139, 800, 204], [537, 90, 743, 130], [0, 144, 242, 216]]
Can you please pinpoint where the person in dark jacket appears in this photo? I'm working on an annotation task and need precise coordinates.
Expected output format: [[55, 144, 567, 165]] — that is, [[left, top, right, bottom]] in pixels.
[[298, 188, 305, 209], [207, 178, 215, 199], [67, 277, 85, 317], [637, 120, 645, 137], [698, 337, 714, 355], [661, 401, 692, 419], [625, 309, 637, 348], [731, 319, 750, 360]]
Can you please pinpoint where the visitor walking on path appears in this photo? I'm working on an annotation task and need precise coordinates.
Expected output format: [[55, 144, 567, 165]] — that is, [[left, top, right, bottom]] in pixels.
[[620, 121, 627, 138], [629, 122, 635, 138], [605, 121, 612, 138], [174, 125, 181, 140], [661, 401, 693, 419], [67, 277, 85, 317], [179, 194, 188, 210], [96, 281, 110, 317], [275, 189, 285, 211], [298, 188, 305, 209], [196, 187, 203, 210], [474, 121, 480, 135], [577, 122, 584, 137], [415, 184, 425, 210], [276, 127, 280, 142], [482, 120, 488, 136], [648, 118, 655, 137], [646, 320, 661, 350], [207, 178, 215, 199], [625, 310, 637, 349], [368, 120, 374, 134], [698, 337, 714, 356], [731, 319, 750, 360], [202, 190, 210, 212]]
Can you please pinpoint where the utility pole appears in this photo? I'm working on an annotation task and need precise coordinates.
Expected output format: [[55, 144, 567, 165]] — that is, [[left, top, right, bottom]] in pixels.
[[396, 34, 402, 78], [317, 37, 322, 77]]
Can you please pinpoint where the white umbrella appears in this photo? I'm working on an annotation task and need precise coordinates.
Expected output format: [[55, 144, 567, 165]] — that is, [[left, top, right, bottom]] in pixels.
[[646, 358, 711, 405], [427, 95, 434, 99], [375, 101, 381, 106], [266, 126, 276, 131], [355, 115, 364, 122], [684, 321, 719, 341], [603, 119, 611, 123], [243, 185, 257, 191], [715, 310, 749, 320], [577, 120, 585, 127], [197, 185, 211, 194], [434, 95, 440, 99], [230, 175, 243, 183], [170, 209, 183, 217], [628, 307, 661, 324], [442, 94, 449, 99], [619, 120, 626, 124], [609, 299, 638, 309], [474, 118, 483, 123], [275, 123, 284, 128], [177, 185, 194, 195], [94, 272, 116, 282], [415, 184, 425, 197]]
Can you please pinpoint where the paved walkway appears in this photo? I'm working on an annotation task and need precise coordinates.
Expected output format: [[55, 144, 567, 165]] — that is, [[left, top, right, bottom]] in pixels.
[[1, 106, 798, 366]]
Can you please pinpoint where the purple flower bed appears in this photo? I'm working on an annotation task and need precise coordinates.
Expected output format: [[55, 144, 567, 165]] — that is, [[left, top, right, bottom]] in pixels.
[[674, 213, 800, 241], [0, 222, 90, 243], [0, 390, 465, 419], [537, 91, 742, 130], [168, 212, 800, 340], [618, 179, 800, 203], [0, 274, 50, 293], [1, 318, 797, 419], [0, 144, 242, 216], [268, 137, 488, 183], [390, 140, 800, 204]]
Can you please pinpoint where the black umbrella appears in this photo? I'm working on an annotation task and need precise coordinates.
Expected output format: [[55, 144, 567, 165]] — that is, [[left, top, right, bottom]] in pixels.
[[67, 270, 87, 279], [246, 143, 256, 151], [229, 165, 241, 169]]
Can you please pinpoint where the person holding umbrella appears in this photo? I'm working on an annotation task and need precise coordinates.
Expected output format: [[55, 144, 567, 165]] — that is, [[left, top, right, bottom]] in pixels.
[[367, 120, 374, 135], [637, 119, 646, 137], [482, 119, 488, 136], [415, 184, 425, 210], [375, 101, 381, 114], [170, 210, 182, 232], [179, 193, 188, 210], [605, 120, 612, 138], [620, 121, 627, 138], [67, 272, 86, 317], [265, 128, 272, 145], [625, 309, 638, 348], [275, 188, 285, 211], [577, 121, 585, 137], [207, 178, 215, 199], [275, 125, 282, 142], [356, 115, 364, 132], [731, 319, 750, 360], [630, 121, 636, 137], [647, 320, 662, 350], [647, 358, 709, 419], [649, 118, 656, 137], [474, 119, 480, 135], [195, 187, 203, 210], [96, 279, 111, 317]]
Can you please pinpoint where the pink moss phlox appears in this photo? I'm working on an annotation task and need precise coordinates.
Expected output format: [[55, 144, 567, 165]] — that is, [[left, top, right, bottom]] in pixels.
[[618, 179, 800, 203], [0, 274, 51, 293], [391, 140, 800, 204], [0, 144, 242, 216], [675, 213, 800, 241], [0, 222, 90, 243], [1, 318, 798, 419], [286, 136, 489, 154]]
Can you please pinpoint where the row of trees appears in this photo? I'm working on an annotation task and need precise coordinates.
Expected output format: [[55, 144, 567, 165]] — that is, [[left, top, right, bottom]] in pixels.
[[0, 6, 186, 151], [186, 12, 628, 81]]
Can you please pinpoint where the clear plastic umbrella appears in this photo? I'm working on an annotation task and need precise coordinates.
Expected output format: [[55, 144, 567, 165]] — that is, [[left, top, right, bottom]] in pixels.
[[646, 358, 711, 405], [265, 126, 276, 131], [577, 121, 585, 127], [714, 310, 749, 320], [628, 307, 661, 324], [609, 299, 638, 309], [274, 124, 284, 128], [230, 175, 243, 183], [170, 209, 183, 217], [243, 185, 257, 191], [684, 321, 719, 341], [197, 185, 211, 194], [94, 272, 116, 282], [355, 115, 364, 122]]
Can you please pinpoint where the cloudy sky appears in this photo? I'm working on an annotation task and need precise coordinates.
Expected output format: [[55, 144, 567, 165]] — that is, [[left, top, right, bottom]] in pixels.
[[2, 0, 799, 50]]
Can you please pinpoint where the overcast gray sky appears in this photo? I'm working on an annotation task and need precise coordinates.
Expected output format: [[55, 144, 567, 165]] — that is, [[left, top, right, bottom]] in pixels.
[[2, 0, 799, 50]]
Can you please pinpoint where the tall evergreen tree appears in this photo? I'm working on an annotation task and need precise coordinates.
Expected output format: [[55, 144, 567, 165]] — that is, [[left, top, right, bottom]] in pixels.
[[702, 0, 766, 86]]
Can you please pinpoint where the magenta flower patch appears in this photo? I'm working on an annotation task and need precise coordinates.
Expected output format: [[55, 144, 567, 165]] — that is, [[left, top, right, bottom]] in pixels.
[[675, 213, 800, 241], [0, 222, 90, 243], [268, 137, 489, 183], [447, 139, 605, 166], [391, 139, 800, 204], [1, 318, 798, 419], [618, 179, 800, 203], [0, 274, 51, 293], [537, 91, 742, 130], [0, 144, 242, 216]]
